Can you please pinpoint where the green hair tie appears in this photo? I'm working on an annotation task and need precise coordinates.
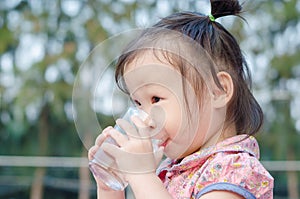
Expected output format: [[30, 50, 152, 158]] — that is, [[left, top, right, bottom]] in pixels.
[[208, 13, 215, 22]]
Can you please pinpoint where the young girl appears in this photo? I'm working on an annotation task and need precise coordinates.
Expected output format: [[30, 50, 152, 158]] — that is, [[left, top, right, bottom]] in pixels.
[[88, 0, 274, 198]]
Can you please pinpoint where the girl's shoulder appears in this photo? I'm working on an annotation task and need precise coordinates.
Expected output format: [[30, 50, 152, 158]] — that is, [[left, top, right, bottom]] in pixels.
[[192, 135, 274, 199], [157, 135, 274, 199]]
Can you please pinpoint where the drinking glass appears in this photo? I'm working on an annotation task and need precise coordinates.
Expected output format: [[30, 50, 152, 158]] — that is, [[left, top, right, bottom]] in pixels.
[[89, 107, 158, 190]]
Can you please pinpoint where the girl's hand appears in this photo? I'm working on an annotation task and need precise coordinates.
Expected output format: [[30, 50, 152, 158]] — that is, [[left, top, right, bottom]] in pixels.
[[88, 126, 116, 191], [101, 116, 164, 179]]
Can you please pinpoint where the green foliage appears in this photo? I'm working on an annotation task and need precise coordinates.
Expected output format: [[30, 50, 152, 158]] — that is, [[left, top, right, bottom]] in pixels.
[[271, 52, 300, 79], [0, 0, 299, 198], [0, 25, 15, 53]]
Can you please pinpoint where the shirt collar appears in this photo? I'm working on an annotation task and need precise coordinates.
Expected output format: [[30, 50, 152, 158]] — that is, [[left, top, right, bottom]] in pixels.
[[157, 135, 260, 173]]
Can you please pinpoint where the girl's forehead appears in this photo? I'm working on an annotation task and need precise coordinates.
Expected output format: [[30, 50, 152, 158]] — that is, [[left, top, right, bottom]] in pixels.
[[124, 62, 189, 99], [121, 50, 213, 98], [123, 63, 184, 97], [124, 51, 172, 72]]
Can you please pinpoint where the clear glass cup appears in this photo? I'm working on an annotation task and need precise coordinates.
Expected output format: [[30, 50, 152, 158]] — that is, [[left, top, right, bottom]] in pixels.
[[89, 107, 159, 191]]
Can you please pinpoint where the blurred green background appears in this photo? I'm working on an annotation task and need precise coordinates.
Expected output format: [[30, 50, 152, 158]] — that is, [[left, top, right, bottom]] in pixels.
[[0, 0, 299, 198]]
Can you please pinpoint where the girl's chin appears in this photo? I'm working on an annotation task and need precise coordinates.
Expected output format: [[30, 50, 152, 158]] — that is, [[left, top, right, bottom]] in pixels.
[[163, 142, 189, 160]]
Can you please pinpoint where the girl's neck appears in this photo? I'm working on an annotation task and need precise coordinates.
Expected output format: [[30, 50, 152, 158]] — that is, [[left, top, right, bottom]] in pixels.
[[201, 124, 237, 150]]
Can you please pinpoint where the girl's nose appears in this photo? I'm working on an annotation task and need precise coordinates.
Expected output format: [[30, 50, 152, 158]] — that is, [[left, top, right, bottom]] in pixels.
[[146, 106, 166, 139], [144, 116, 156, 128], [138, 109, 156, 128]]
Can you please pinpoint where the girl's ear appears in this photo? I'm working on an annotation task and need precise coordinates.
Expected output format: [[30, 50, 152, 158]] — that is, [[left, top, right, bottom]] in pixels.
[[211, 71, 234, 108]]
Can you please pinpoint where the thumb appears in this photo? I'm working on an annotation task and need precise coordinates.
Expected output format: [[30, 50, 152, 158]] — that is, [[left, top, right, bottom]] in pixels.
[[102, 142, 123, 159]]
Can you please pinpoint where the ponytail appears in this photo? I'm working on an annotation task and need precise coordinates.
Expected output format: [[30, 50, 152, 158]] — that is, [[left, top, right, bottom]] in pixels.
[[210, 0, 243, 20], [208, 0, 263, 136]]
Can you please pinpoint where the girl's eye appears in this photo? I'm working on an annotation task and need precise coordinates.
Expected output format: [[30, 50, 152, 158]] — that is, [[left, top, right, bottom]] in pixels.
[[151, 96, 161, 104], [134, 100, 141, 106]]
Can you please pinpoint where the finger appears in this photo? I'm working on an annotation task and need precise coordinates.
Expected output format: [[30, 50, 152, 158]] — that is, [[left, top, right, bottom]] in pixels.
[[131, 115, 152, 139], [88, 145, 99, 160], [106, 127, 129, 147], [101, 142, 123, 159], [116, 118, 139, 139], [95, 126, 113, 146], [101, 143, 135, 173], [131, 115, 146, 128], [101, 143, 157, 173], [118, 151, 163, 174]]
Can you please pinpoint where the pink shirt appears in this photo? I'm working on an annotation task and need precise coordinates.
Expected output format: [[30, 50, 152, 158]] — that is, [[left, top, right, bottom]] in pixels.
[[157, 135, 274, 199]]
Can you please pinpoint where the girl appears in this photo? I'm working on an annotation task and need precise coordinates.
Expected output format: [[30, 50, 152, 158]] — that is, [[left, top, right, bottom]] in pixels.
[[88, 0, 274, 198]]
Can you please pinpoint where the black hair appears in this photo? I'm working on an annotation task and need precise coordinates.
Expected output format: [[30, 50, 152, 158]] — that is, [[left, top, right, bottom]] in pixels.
[[115, 0, 263, 136]]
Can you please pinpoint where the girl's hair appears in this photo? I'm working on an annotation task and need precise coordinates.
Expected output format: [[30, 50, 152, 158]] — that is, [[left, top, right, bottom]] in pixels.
[[115, 0, 263, 136]]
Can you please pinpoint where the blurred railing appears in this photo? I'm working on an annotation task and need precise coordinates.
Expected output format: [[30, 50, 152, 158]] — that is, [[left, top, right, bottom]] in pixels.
[[1, 156, 300, 171], [0, 156, 93, 192], [0, 156, 88, 168], [0, 156, 299, 198]]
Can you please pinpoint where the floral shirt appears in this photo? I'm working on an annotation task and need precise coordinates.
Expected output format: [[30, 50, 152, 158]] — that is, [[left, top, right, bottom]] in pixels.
[[156, 135, 274, 199]]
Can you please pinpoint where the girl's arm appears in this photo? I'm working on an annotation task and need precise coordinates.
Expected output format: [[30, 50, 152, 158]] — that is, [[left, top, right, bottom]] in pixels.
[[97, 188, 125, 199]]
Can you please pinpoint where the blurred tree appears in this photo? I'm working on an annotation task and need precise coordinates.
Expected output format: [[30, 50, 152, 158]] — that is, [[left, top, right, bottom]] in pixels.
[[0, 0, 84, 198], [0, 0, 299, 199], [247, 0, 300, 198]]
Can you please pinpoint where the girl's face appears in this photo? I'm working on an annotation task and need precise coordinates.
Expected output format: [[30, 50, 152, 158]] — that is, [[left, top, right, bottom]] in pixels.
[[123, 53, 224, 159]]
